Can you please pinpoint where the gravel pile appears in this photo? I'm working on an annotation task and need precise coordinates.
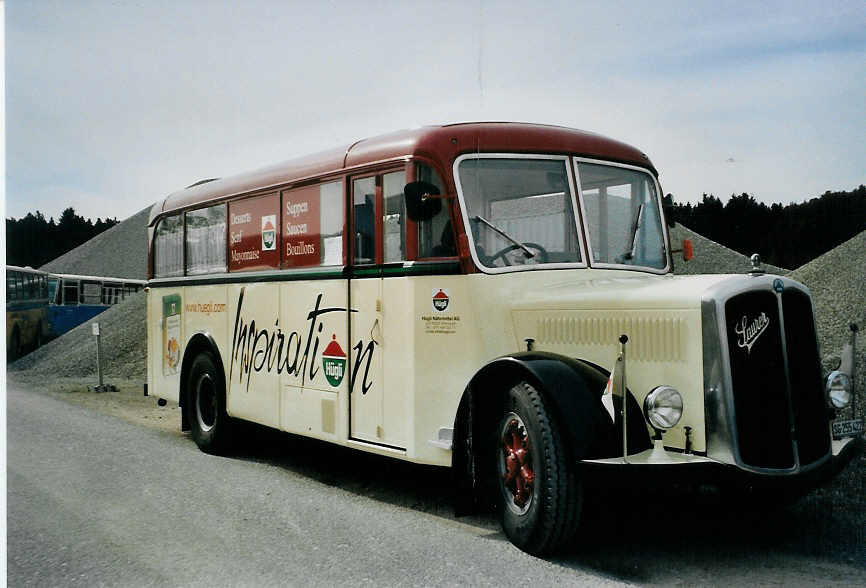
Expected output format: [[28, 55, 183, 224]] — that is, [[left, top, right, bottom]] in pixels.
[[670, 223, 789, 275], [9, 291, 147, 382], [39, 206, 151, 279], [789, 230, 866, 424]]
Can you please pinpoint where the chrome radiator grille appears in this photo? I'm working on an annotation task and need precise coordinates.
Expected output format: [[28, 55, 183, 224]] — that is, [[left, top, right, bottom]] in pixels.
[[719, 286, 830, 471]]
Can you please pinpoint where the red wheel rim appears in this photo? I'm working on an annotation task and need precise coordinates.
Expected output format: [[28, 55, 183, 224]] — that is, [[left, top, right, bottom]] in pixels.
[[500, 413, 535, 514]]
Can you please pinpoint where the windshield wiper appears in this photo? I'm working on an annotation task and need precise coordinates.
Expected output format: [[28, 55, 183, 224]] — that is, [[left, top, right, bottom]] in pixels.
[[622, 204, 644, 261], [472, 215, 535, 258]]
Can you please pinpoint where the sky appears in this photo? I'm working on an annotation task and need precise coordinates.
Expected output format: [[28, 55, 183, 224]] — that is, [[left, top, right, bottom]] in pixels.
[[5, 0, 865, 222]]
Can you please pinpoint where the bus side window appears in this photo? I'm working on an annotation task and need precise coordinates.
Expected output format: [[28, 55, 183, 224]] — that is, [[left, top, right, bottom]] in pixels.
[[416, 163, 454, 258], [82, 281, 101, 305], [64, 282, 79, 305], [7, 272, 18, 300], [383, 171, 407, 263], [353, 177, 376, 265], [154, 214, 184, 278], [186, 205, 227, 275], [319, 181, 344, 266]]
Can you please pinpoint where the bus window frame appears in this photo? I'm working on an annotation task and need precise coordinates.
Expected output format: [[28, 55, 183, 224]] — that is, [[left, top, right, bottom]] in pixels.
[[315, 178, 349, 269], [185, 203, 228, 276], [572, 156, 671, 275], [153, 213, 185, 279], [411, 157, 460, 263], [148, 157, 467, 281], [350, 170, 386, 267], [453, 152, 588, 275], [350, 161, 460, 270]]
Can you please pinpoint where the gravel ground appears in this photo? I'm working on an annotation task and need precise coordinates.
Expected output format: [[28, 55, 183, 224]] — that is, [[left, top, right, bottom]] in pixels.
[[39, 206, 151, 280], [10, 223, 864, 552]]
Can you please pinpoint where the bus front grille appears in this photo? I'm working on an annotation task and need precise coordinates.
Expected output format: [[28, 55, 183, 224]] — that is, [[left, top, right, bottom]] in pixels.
[[723, 288, 829, 470]]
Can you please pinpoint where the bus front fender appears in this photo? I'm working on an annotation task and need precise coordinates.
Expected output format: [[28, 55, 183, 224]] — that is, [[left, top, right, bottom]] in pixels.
[[452, 351, 650, 515]]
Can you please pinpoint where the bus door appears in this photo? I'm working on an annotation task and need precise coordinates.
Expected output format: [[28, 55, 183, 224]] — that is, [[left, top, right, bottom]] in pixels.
[[349, 171, 409, 449]]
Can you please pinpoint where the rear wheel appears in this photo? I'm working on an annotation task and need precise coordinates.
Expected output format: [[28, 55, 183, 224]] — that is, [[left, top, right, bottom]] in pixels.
[[33, 322, 43, 351], [495, 381, 581, 555], [7, 328, 21, 362], [186, 352, 233, 453]]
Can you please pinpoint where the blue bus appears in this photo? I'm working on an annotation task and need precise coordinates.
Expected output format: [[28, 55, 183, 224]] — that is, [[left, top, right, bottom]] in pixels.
[[47, 273, 146, 336]]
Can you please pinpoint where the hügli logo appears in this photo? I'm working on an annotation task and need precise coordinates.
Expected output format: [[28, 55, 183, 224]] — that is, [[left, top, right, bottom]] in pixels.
[[734, 312, 770, 354]]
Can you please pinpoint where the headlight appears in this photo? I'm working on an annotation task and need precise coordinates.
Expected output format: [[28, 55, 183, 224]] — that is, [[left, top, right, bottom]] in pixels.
[[643, 386, 683, 430], [826, 370, 852, 409]]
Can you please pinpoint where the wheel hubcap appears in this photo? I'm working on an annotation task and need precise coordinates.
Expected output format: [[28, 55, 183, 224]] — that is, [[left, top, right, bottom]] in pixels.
[[499, 413, 535, 514], [195, 373, 217, 432]]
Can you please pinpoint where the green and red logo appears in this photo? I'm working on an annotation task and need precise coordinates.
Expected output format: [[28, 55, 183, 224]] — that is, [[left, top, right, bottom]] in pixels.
[[322, 334, 346, 387], [432, 288, 449, 312], [261, 215, 277, 251]]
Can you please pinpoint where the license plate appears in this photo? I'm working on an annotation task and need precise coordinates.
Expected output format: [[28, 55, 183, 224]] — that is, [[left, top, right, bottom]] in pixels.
[[832, 418, 864, 439]]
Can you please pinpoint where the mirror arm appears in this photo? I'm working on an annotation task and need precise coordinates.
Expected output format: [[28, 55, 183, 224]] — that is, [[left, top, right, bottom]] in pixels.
[[421, 192, 454, 200]]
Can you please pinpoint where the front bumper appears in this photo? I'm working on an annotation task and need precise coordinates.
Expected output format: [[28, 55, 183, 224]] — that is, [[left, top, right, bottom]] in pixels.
[[578, 435, 861, 492]]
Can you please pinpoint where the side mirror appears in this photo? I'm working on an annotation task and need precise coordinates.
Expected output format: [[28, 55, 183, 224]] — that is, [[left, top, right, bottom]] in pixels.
[[404, 181, 443, 222], [663, 194, 677, 228]]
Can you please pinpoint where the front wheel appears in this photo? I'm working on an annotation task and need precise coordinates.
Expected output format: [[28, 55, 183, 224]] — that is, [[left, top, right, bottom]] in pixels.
[[495, 381, 581, 555], [186, 352, 233, 454]]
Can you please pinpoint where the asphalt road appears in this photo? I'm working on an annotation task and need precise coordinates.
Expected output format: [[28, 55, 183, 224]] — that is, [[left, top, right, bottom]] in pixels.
[[7, 382, 866, 587]]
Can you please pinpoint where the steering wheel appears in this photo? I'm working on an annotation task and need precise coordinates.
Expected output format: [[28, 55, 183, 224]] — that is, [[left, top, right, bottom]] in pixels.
[[488, 242, 549, 266]]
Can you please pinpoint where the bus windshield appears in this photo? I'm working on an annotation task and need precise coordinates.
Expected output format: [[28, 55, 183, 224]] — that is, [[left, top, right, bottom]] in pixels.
[[575, 160, 666, 270], [456, 156, 583, 269]]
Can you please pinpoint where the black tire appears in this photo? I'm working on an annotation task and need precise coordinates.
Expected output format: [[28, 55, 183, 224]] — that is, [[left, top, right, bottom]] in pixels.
[[185, 352, 233, 454], [7, 328, 21, 363], [33, 322, 43, 351], [495, 381, 581, 555]]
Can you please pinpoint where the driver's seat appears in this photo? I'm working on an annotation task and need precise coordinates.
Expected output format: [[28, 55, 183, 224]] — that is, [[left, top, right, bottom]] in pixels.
[[432, 221, 457, 257]]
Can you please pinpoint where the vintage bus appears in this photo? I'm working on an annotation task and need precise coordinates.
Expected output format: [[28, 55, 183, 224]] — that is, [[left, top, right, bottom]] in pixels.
[[146, 123, 859, 554], [6, 265, 50, 361], [47, 273, 146, 336]]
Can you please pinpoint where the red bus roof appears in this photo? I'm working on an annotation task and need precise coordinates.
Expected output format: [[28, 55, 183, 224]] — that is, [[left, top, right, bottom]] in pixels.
[[151, 122, 656, 224]]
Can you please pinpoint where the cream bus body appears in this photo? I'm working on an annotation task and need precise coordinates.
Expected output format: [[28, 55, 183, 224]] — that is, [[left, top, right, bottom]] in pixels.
[[146, 123, 858, 555]]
